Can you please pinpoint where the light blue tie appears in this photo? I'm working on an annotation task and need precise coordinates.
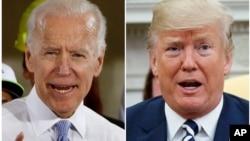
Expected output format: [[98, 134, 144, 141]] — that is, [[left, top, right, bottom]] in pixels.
[[182, 120, 199, 141], [56, 120, 71, 141]]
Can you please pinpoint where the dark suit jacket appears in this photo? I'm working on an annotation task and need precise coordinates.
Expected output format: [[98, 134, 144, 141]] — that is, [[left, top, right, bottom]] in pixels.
[[126, 93, 249, 141]]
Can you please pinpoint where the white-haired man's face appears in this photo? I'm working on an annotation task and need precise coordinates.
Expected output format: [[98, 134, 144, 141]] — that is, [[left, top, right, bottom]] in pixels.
[[26, 14, 104, 118]]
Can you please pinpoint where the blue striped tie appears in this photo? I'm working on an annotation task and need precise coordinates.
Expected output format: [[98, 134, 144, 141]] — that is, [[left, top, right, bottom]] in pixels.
[[56, 120, 71, 141], [182, 120, 199, 141]]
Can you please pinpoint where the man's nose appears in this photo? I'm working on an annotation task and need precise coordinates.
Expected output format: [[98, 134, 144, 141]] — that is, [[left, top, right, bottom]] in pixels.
[[181, 50, 198, 72], [57, 55, 71, 76]]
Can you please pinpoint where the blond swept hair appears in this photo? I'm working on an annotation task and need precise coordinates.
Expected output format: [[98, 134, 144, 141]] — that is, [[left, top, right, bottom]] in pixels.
[[147, 0, 234, 54]]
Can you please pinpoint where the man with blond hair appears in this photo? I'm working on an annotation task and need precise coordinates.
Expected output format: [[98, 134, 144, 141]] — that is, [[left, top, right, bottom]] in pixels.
[[126, 0, 249, 141]]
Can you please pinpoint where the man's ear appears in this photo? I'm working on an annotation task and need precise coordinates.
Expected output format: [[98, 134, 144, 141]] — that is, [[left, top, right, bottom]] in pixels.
[[25, 47, 34, 73], [149, 50, 158, 77], [224, 50, 233, 76], [94, 49, 105, 77]]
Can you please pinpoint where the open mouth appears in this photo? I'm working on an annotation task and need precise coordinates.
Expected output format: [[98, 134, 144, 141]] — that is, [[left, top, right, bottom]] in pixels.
[[178, 81, 202, 89], [49, 84, 77, 94]]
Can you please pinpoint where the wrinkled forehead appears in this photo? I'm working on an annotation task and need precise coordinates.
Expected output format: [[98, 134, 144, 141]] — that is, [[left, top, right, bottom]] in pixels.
[[42, 12, 98, 34], [29, 14, 99, 53], [158, 26, 222, 41], [32, 13, 99, 44]]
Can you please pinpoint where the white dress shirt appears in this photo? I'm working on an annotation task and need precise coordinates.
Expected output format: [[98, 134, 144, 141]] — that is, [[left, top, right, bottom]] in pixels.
[[165, 96, 223, 141], [3, 86, 125, 141]]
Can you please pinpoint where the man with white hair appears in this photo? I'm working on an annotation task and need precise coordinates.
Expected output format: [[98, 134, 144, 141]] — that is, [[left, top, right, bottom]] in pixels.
[[3, 0, 124, 140]]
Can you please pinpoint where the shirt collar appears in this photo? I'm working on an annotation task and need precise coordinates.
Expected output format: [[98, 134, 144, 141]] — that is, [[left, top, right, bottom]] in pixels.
[[67, 104, 86, 139], [164, 95, 223, 140], [195, 96, 223, 139], [164, 102, 186, 141], [26, 86, 86, 138]]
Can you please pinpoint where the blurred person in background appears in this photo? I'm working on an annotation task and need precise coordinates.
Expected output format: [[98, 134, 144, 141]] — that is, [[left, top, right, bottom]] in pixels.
[[143, 69, 161, 100], [2, 63, 24, 104]]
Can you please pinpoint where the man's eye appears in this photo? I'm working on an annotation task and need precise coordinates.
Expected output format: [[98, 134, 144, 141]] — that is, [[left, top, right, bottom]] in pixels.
[[197, 44, 212, 56], [45, 51, 57, 56], [168, 47, 179, 51], [165, 47, 181, 57], [200, 44, 210, 50], [72, 53, 85, 58]]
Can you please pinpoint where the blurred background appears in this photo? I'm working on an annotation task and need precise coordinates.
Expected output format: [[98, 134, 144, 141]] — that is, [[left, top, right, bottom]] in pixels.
[[2, 0, 124, 120], [126, 0, 249, 107]]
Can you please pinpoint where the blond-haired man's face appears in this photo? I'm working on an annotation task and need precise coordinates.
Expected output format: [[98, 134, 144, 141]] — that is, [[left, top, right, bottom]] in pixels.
[[150, 26, 232, 118]]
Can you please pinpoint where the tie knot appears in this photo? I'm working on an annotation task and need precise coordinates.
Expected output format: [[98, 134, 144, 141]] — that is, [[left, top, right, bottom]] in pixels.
[[56, 120, 71, 136], [182, 119, 199, 135]]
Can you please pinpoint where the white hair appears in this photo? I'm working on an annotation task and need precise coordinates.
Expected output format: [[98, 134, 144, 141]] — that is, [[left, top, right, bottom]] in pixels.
[[147, 0, 234, 54], [26, 0, 107, 55]]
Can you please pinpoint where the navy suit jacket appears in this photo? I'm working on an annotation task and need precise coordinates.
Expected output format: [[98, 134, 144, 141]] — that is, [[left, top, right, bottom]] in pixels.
[[126, 93, 249, 141]]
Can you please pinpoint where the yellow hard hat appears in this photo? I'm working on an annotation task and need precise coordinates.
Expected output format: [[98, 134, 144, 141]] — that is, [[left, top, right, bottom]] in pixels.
[[15, 0, 44, 52]]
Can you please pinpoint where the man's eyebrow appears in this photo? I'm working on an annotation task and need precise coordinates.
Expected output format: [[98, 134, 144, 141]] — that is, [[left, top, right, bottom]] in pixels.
[[163, 37, 183, 45], [69, 50, 88, 55], [193, 37, 214, 45], [69, 48, 93, 56], [41, 46, 60, 51], [193, 33, 212, 40]]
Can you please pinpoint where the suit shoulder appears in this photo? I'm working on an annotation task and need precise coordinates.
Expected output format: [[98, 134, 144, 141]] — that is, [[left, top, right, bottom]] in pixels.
[[224, 93, 249, 108], [126, 96, 165, 123], [127, 96, 164, 113], [222, 93, 249, 123]]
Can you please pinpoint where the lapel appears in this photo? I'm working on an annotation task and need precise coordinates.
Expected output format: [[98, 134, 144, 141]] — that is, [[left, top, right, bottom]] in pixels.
[[138, 97, 167, 141], [213, 93, 249, 141]]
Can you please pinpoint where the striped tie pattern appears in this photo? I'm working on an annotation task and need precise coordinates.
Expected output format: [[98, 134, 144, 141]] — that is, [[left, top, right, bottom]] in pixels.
[[182, 120, 199, 141], [56, 120, 71, 141]]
